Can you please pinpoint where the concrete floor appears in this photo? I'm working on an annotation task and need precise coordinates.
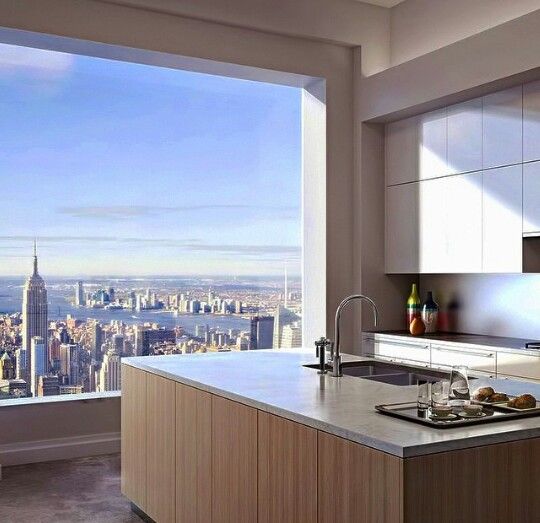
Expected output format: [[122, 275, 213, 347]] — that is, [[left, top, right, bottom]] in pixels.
[[0, 454, 142, 523]]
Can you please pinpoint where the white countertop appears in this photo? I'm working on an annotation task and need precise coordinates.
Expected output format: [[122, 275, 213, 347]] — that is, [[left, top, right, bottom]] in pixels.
[[123, 349, 540, 458]]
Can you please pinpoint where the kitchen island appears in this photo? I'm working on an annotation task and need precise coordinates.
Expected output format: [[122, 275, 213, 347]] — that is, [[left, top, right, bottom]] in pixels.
[[121, 350, 540, 522]]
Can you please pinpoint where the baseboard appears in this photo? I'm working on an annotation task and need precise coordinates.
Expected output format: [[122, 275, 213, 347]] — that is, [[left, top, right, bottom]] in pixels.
[[0, 432, 121, 467]]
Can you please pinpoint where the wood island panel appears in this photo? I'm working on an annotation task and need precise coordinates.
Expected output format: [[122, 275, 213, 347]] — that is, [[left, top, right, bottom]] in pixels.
[[121, 365, 147, 511], [258, 412, 318, 523], [175, 383, 212, 523], [318, 430, 404, 523], [212, 395, 258, 523], [146, 373, 176, 523], [403, 437, 540, 523]]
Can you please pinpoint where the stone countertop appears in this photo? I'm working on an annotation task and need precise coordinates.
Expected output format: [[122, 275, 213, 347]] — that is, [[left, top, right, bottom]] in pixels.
[[123, 350, 540, 458], [367, 330, 540, 352]]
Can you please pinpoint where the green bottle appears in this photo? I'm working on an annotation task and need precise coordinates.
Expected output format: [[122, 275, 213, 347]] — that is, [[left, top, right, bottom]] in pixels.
[[406, 284, 421, 326]]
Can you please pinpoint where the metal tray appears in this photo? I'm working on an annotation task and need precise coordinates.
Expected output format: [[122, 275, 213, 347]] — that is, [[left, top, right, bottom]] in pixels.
[[375, 402, 540, 429]]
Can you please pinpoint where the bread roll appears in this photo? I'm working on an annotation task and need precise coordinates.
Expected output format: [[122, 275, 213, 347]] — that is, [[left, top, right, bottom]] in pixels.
[[508, 394, 537, 409], [473, 387, 495, 401]]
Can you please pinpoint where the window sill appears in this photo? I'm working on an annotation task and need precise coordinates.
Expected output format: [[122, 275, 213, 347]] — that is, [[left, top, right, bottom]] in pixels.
[[0, 390, 121, 408]]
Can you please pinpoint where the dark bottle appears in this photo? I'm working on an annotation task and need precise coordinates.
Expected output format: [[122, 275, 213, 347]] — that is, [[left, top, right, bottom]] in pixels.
[[421, 291, 439, 334]]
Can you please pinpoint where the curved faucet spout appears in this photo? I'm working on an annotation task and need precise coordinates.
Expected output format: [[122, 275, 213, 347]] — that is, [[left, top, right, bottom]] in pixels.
[[332, 294, 379, 377]]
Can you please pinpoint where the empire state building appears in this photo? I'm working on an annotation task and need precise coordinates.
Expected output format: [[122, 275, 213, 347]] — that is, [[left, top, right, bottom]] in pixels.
[[22, 242, 48, 391]]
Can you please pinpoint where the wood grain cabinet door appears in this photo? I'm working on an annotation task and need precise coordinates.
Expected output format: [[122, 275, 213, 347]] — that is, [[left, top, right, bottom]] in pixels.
[[318, 431, 403, 523], [175, 384, 212, 523], [121, 365, 147, 512], [146, 374, 176, 523], [258, 412, 317, 523], [212, 396, 257, 523]]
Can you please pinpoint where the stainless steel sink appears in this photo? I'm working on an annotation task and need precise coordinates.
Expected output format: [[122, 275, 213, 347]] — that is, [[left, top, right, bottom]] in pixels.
[[304, 360, 459, 387]]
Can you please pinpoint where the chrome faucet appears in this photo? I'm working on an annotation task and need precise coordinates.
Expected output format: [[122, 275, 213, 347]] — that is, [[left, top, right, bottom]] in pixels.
[[330, 294, 379, 377]]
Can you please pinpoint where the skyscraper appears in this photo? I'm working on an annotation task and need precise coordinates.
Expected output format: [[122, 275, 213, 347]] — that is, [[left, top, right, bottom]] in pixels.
[[0, 352, 14, 380], [98, 347, 121, 391], [22, 242, 48, 393], [249, 316, 274, 350], [75, 281, 85, 306], [272, 304, 299, 349], [30, 336, 47, 397], [38, 375, 60, 397], [90, 321, 103, 362]]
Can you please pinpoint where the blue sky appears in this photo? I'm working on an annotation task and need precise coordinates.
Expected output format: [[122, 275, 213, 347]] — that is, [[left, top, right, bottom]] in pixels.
[[0, 43, 301, 277]]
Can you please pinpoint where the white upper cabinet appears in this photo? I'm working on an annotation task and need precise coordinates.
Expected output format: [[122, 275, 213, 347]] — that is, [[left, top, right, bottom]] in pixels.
[[386, 116, 418, 186], [418, 173, 482, 273], [523, 80, 540, 163], [483, 86, 523, 169], [447, 98, 482, 174], [445, 172, 483, 273], [419, 177, 447, 273], [523, 161, 540, 234], [385, 184, 419, 273], [483, 165, 523, 273], [419, 109, 448, 180]]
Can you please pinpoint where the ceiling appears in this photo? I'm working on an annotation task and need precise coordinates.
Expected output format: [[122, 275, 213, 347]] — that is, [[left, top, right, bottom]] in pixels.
[[358, 0, 406, 7]]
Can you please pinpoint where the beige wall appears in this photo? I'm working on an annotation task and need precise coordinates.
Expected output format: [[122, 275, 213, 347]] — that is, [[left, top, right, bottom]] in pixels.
[[101, 0, 390, 74], [0, 396, 120, 465], [391, 0, 540, 66], [360, 9, 540, 121]]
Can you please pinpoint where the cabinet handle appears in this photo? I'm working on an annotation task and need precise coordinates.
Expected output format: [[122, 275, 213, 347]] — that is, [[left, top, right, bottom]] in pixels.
[[376, 339, 429, 350], [432, 347, 494, 358], [367, 354, 429, 367]]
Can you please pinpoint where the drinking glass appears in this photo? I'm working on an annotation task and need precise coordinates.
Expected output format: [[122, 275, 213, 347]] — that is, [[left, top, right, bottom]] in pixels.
[[431, 380, 449, 407], [417, 379, 431, 412], [448, 366, 470, 407]]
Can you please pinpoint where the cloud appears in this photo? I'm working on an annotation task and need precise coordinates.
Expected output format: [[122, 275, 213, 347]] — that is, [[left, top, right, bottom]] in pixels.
[[0, 235, 300, 258], [56, 204, 298, 221], [182, 243, 300, 256], [0, 43, 74, 79]]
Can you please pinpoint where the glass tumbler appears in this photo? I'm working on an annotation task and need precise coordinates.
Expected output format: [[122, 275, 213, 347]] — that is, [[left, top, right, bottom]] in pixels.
[[448, 366, 470, 407], [431, 380, 449, 407]]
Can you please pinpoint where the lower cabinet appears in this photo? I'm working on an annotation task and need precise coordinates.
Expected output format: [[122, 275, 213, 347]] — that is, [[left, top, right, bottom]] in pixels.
[[496, 352, 540, 381], [121, 365, 147, 510], [318, 431, 403, 522], [211, 395, 258, 523], [258, 412, 317, 523], [146, 373, 176, 523], [176, 383, 212, 523], [122, 366, 540, 522]]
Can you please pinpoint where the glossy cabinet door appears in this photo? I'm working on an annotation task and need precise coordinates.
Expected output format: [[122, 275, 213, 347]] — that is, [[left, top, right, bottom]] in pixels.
[[430, 344, 496, 374], [419, 108, 448, 180], [483, 165, 523, 273], [385, 116, 419, 186], [523, 161, 540, 234], [445, 172, 483, 273], [146, 374, 176, 523], [523, 80, 540, 162], [419, 176, 447, 273], [258, 412, 317, 523], [483, 86, 523, 169], [212, 396, 257, 523], [385, 183, 419, 273], [419, 173, 482, 273], [447, 98, 482, 174], [176, 384, 212, 523], [497, 352, 540, 381], [121, 365, 147, 512]]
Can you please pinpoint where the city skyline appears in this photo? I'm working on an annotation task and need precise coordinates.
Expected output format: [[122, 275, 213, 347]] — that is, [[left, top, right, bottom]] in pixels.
[[0, 42, 302, 277], [0, 243, 302, 399]]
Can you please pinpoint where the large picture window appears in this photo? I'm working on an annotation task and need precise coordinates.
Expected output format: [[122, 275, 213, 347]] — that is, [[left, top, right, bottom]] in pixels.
[[0, 42, 302, 399]]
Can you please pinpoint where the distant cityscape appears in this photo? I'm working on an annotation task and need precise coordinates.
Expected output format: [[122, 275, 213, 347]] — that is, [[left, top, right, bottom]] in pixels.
[[0, 246, 302, 400]]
